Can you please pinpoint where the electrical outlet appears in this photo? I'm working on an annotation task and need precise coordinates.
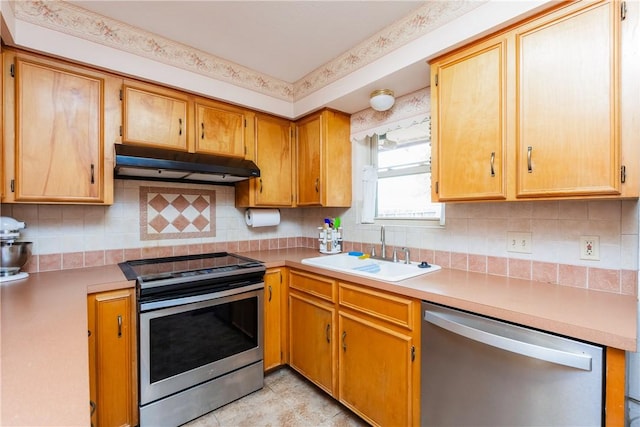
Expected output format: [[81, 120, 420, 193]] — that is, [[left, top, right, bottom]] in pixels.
[[507, 232, 532, 254], [580, 236, 600, 261]]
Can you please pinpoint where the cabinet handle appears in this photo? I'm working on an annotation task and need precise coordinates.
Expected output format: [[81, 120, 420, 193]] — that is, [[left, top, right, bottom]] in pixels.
[[490, 152, 495, 177], [117, 315, 122, 338], [527, 146, 533, 173], [201, 122, 205, 139], [90, 164, 95, 184], [315, 178, 319, 193], [326, 324, 331, 343], [268, 285, 272, 302], [259, 179, 263, 193], [411, 345, 416, 362], [179, 118, 183, 136], [342, 331, 347, 351]]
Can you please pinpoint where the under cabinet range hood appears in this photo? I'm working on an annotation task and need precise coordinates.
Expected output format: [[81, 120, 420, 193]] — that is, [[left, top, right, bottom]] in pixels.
[[114, 144, 260, 185]]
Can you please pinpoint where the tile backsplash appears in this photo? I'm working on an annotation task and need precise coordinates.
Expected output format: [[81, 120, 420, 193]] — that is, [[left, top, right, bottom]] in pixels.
[[1, 180, 637, 296]]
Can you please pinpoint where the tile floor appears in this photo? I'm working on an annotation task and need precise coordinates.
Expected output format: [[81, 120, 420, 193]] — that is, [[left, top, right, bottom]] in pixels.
[[183, 367, 369, 426]]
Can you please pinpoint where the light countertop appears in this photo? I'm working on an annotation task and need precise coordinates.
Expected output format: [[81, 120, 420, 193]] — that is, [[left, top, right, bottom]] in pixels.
[[1, 248, 636, 426]]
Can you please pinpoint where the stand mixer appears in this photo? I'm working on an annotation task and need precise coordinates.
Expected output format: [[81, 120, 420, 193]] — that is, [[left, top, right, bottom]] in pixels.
[[0, 216, 32, 283]]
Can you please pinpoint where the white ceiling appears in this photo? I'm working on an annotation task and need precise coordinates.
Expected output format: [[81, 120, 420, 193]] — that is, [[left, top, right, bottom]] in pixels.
[[3, 1, 551, 116], [69, 1, 425, 85]]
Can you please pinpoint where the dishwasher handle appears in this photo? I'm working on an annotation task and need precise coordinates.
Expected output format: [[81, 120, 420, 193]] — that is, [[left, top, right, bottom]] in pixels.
[[424, 310, 592, 371]]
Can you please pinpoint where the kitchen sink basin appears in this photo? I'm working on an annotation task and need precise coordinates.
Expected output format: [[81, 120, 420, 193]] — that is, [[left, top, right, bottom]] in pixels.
[[300, 253, 441, 282]]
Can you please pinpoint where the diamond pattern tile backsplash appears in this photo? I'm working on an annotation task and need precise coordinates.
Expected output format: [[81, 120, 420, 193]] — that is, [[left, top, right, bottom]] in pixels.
[[140, 186, 216, 240]]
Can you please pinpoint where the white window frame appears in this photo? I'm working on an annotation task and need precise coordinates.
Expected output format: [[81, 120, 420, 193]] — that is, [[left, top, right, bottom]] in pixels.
[[370, 132, 444, 226]]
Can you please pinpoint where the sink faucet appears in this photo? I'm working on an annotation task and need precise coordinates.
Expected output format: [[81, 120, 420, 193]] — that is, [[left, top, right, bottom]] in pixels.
[[380, 226, 386, 259]]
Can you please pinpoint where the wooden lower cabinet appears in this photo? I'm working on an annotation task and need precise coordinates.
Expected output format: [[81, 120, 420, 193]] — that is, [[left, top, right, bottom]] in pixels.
[[264, 267, 287, 371], [339, 312, 414, 426], [287, 269, 420, 426], [288, 291, 337, 395], [88, 288, 137, 427]]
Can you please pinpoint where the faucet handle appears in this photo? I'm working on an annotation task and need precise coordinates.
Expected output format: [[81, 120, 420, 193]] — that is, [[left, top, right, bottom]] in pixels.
[[402, 247, 410, 264], [392, 248, 398, 263], [371, 245, 376, 257]]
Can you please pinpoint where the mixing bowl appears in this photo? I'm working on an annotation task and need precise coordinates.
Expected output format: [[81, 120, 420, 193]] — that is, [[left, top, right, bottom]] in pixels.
[[0, 241, 33, 276]]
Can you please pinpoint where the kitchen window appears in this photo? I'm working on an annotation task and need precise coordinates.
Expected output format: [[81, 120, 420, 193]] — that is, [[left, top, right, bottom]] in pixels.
[[371, 124, 442, 222]]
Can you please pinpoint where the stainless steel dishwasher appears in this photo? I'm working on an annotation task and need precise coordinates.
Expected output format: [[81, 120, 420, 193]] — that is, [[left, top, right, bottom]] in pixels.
[[421, 301, 604, 427]]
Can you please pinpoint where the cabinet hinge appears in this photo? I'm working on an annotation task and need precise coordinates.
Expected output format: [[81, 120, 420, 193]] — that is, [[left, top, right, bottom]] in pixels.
[[434, 73, 438, 87], [621, 165, 627, 183], [10, 179, 15, 193], [10, 63, 15, 78], [411, 345, 416, 362], [621, 1, 627, 20], [435, 181, 439, 194]]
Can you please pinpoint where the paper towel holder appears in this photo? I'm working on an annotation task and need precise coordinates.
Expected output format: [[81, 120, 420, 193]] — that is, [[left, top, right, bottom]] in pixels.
[[245, 208, 281, 228]]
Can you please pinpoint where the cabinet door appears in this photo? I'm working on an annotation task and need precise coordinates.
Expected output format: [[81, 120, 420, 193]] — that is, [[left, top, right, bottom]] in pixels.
[[264, 269, 283, 371], [288, 291, 335, 395], [88, 289, 137, 427], [195, 100, 245, 157], [339, 312, 414, 427], [516, 0, 620, 197], [431, 36, 508, 201], [296, 113, 322, 206], [255, 114, 293, 206], [14, 58, 104, 202], [122, 83, 188, 150]]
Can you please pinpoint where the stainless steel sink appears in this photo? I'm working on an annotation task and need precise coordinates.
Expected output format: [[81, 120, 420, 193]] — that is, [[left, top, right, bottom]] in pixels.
[[301, 253, 441, 282]]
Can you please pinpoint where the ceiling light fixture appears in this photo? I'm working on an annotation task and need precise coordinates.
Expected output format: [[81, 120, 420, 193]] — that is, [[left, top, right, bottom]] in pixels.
[[369, 89, 395, 112]]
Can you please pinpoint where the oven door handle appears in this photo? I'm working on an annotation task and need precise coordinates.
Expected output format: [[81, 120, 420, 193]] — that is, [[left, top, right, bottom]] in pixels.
[[140, 281, 264, 312]]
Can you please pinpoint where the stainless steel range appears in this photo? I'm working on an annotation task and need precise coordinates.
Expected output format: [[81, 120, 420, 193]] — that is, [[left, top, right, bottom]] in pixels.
[[119, 252, 266, 427]]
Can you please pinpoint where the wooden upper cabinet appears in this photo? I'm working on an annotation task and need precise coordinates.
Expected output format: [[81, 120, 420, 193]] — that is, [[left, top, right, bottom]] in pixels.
[[195, 99, 246, 157], [121, 82, 189, 150], [254, 113, 293, 206], [430, 0, 634, 202], [515, 0, 620, 198], [296, 112, 322, 205], [431, 36, 508, 201], [295, 109, 352, 207], [7, 54, 111, 203], [121, 80, 252, 158], [235, 113, 294, 207]]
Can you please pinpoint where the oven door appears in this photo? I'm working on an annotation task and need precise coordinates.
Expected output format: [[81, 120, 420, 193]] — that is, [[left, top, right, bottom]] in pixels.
[[139, 285, 263, 405]]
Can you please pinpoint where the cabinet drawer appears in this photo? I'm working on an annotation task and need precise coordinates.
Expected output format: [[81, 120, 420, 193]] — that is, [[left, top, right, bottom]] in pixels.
[[289, 270, 335, 302], [338, 282, 415, 331]]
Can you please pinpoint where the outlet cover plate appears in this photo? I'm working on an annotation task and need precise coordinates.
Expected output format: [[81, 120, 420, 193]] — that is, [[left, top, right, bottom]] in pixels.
[[580, 235, 600, 261], [507, 231, 532, 254]]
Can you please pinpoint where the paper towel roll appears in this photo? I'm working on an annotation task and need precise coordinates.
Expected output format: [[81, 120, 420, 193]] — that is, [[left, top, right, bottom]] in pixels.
[[245, 209, 280, 227]]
